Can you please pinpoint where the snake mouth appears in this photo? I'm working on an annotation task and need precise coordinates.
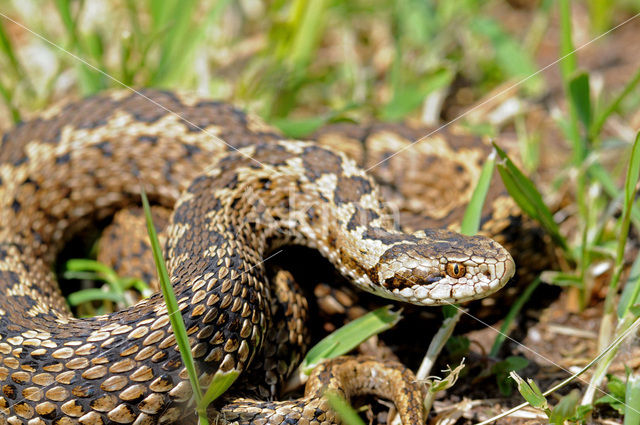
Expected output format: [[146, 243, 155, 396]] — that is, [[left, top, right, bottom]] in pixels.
[[383, 273, 443, 289]]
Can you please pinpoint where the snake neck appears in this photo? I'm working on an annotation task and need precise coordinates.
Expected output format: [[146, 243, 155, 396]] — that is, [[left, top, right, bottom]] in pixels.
[[163, 140, 419, 302]]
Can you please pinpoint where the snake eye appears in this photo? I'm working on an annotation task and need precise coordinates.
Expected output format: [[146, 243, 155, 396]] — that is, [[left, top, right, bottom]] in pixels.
[[446, 262, 466, 278]]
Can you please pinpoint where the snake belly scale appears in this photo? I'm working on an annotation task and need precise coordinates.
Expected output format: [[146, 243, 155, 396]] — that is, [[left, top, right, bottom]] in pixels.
[[0, 90, 515, 424]]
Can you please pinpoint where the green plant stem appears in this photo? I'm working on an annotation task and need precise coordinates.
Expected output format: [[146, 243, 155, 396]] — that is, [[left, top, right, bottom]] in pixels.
[[416, 309, 463, 382], [576, 170, 590, 309]]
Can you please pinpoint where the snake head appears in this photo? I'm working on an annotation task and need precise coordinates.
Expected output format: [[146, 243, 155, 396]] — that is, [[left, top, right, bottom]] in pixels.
[[368, 229, 515, 305]]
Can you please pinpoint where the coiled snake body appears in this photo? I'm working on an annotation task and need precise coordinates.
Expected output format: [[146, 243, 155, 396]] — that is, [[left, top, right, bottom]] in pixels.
[[0, 90, 515, 424]]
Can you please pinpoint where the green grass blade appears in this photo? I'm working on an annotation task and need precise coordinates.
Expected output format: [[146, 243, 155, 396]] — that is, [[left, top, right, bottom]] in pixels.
[[460, 149, 496, 236], [612, 133, 640, 282], [151, 0, 198, 85], [624, 374, 640, 425], [141, 188, 205, 419], [64, 259, 134, 297], [149, 0, 177, 33], [272, 115, 333, 139], [602, 132, 640, 328], [300, 306, 401, 374], [381, 67, 453, 122], [0, 19, 23, 79], [558, 0, 584, 162], [65, 259, 119, 283], [324, 391, 366, 425], [415, 309, 463, 393], [287, 0, 329, 69], [151, 0, 232, 87], [199, 370, 240, 412], [54, 0, 104, 93], [272, 103, 357, 138], [622, 134, 640, 228], [67, 288, 126, 306], [0, 79, 20, 123], [558, 0, 576, 81], [588, 0, 612, 33], [549, 390, 580, 424], [568, 72, 591, 131], [0, 18, 33, 111], [588, 162, 640, 228], [53, 0, 78, 43], [493, 142, 569, 252], [470, 18, 543, 95]]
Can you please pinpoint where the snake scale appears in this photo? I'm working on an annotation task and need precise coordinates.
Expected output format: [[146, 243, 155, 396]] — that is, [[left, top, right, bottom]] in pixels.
[[0, 90, 516, 424]]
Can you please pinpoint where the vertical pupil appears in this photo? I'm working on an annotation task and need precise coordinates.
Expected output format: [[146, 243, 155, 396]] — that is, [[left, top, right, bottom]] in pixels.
[[453, 264, 459, 274]]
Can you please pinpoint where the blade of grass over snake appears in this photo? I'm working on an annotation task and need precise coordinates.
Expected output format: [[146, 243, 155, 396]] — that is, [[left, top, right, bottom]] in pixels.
[[141, 188, 207, 423], [299, 306, 401, 375], [461, 149, 496, 236], [325, 391, 366, 425], [200, 369, 240, 413], [493, 142, 569, 253]]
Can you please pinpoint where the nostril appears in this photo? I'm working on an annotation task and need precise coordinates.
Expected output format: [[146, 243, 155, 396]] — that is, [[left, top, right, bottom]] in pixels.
[[482, 270, 491, 279]]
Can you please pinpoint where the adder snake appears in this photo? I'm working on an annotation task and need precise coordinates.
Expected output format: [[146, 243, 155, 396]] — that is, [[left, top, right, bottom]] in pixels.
[[0, 90, 515, 424]]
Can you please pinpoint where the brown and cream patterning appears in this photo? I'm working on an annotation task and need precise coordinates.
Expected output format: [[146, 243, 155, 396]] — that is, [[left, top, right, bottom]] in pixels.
[[0, 90, 515, 424]]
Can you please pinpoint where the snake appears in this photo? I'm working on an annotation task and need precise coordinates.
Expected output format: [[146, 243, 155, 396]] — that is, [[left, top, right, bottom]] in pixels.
[[0, 89, 515, 424]]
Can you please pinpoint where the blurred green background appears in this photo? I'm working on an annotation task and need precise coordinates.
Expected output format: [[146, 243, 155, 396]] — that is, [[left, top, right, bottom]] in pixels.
[[1, 0, 638, 137]]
